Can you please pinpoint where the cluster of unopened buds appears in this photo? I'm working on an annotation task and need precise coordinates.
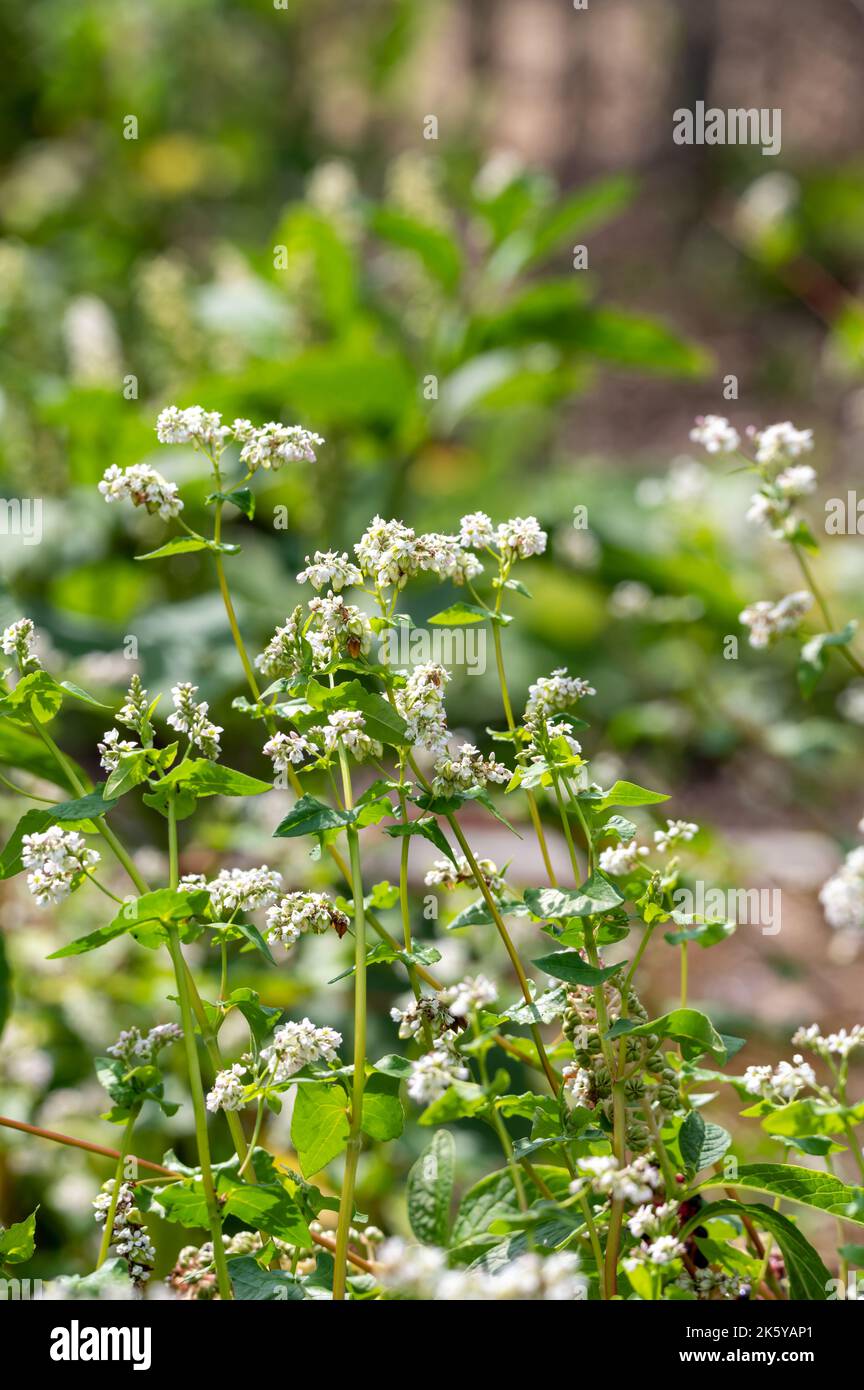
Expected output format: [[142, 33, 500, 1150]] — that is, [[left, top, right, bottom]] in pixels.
[[93, 1182, 156, 1288]]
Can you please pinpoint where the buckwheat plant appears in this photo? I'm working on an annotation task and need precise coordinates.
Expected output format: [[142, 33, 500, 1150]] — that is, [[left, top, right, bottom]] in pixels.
[[2, 407, 863, 1304]]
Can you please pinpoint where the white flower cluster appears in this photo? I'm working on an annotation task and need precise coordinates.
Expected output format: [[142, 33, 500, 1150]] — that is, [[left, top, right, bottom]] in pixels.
[[394, 663, 450, 755], [22, 826, 101, 906], [423, 854, 505, 894], [1, 617, 41, 671], [265, 891, 349, 951], [437, 974, 498, 1018], [653, 819, 699, 854], [99, 463, 184, 520], [154, 407, 324, 471], [260, 1018, 342, 1083], [106, 1022, 183, 1067], [166, 682, 223, 760], [406, 1046, 469, 1105], [354, 517, 483, 591], [182, 865, 283, 919], [599, 841, 649, 876], [562, 1064, 595, 1109], [310, 709, 383, 762], [377, 1240, 585, 1301], [625, 1235, 686, 1268], [306, 592, 374, 666], [739, 591, 812, 650], [255, 610, 303, 680], [233, 420, 324, 470], [116, 675, 150, 736], [262, 730, 317, 775], [297, 550, 362, 592], [93, 1181, 155, 1286], [751, 421, 814, 468], [819, 845, 864, 938], [155, 405, 230, 448], [431, 742, 510, 795], [742, 1054, 816, 1102], [569, 1154, 663, 1205], [390, 994, 458, 1042], [525, 668, 596, 721], [792, 1022, 864, 1059], [626, 1200, 680, 1239], [98, 727, 139, 772], [689, 415, 740, 455], [206, 1062, 249, 1113]]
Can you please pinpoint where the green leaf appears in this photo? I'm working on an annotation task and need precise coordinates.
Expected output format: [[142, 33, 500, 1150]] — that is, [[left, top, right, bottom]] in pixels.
[[451, 1167, 571, 1245], [428, 603, 489, 626], [228, 1256, 303, 1300], [759, 1098, 864, 1139], [370, 206, 462, 292], [524, 872, 623, 920], [697, 1164, 864, 1223], [680, 1199, 831, 1301], [305, 679, 410, 749], [48, 887, 210, 958], [664, 919, 735, 949], [0, 1207, 37, 1264], [290, 1081, 350, 1178], [798, 622, 858, 699], [207, 488, 255, 519], [385, 818, 458, 867], [609, 1008, 727, 1061], [532, 951, 625, 986], [160, 759, 272, 799], [838, 1244, 864, 1265], [218, 1176, 310, 1246], [274, 794, 355, 839], [360, 1071, 404, 1142], [136, 536, 240, 560], [407, 1131, 455, 1246], [678, 1111, 732, 1172], [595, 780, 670, 810]]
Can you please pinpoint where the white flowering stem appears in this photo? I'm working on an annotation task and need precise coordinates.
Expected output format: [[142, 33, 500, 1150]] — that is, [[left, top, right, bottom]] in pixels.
[[332, 758, 368, 1302], [96, 1108, 139, 1267], [165, 795, 232, 1300], [490, 609, 557, 885], [446, 814, 560, 1094]]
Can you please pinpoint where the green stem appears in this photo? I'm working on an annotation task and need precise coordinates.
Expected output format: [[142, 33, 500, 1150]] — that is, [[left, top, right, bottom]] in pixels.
[[446, 813, 559, 1094], [96, 1108, 139, 1266], [491, 618, 557, 885], [332, 753, 367, 1302], [680, 941, 688, 1010], [165, 796, 231, 1299], [791, 543, 864, 676]]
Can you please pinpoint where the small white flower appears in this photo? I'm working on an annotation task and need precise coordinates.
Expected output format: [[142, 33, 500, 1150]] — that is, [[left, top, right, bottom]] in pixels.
[[311, 709, 382, 761], [155, 405, 227, 448], [21, 826, 101, 906], [260, 1018, 342, 1083], [264, 891, 348, 951], [431, 742, 511, 795], [407, 1047, 469, 1105], [599, 841, 649, 876], [98, 728, 139, 773], [239, 423, 324, 471], [438, 974, 497, 1018], [206, 1063, 249, 1112], [262, 730, 316, 774], [459, 511, 495, 549], [739, 590, 812, 650], [689, 415, 741, 455], [166, 682, 223, 759], [395, 663, 450, 755], [775, 463, 817, 498], [751, 421, 814, 468], [525, 668, 596, 721], [1, 617, 41, 670], [200, 866, 283, 919], [296, 550, 363, 592], [644, 1235, 685, 1266], [99, 463, 183, 520], [495, 515, 547, 560], [653, 820, 699, 853]]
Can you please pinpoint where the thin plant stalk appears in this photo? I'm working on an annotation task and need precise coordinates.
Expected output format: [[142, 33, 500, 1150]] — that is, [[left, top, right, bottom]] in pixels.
[[96, 1108, 139, 1267]]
